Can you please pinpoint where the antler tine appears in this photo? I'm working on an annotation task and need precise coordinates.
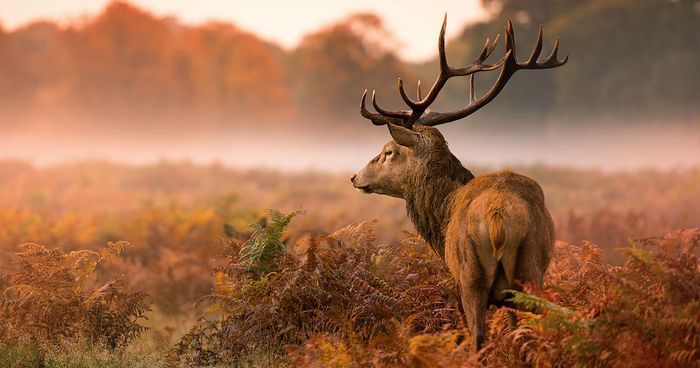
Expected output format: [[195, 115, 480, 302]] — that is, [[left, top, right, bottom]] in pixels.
[[505, 18, 517, 60], [438, 14, 450, 75], [520, 31, 568, 69], [485, 34, 501, 61], [478, 35, 500, 62], [451, 35, 504, 76], [361, 90, 404, 126], [372, 90, 411, 119], [560, 53, 570, 65], [526, 25, 544, 65], [550, 37, 560, 60], [397, 78, 419, 109], [539, 36, 569, 67], [360, 90, 382, 125], [478, 37, 491, 61], [408, 14, 451, 112], [416, 80, 422, 100], [468, 74, 475, 103]]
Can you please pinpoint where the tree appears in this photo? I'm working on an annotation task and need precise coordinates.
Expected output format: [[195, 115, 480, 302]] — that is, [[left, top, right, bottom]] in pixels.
[[170, 23, 291, 122], [550, 0, 700, 120], [482, 0, 583, 26], [0, 21, 73, 123], [294, 13, 411, 119], [437, 0, 700, 126], [70, 1, 175, 118]]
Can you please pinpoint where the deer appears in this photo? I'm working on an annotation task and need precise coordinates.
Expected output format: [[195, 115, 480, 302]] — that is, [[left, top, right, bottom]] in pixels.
[[351, 16, 567, 350]]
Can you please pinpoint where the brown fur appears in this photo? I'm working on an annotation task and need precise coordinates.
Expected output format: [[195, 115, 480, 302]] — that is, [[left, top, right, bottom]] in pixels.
[[352, 125, 554, 350]]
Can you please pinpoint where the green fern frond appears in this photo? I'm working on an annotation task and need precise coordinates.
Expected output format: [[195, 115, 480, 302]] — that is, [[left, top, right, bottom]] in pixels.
[[238, 209, 304, 274], [505, 290, 588, 331], [505, 290, 572, 316]]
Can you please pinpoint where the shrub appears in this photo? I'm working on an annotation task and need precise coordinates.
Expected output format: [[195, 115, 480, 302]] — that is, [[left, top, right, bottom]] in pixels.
[[173, 213, 460, 366], [0, 241, 151, 349], [176, 222, 700, 367], [480, 228, 700, 367]]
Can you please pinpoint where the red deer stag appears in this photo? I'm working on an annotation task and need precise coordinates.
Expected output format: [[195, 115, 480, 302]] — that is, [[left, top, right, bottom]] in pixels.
[[351, 17, 567, 350]]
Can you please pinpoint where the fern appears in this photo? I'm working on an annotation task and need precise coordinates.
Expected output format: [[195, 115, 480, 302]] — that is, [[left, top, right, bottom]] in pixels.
[[506, 290, 573, 317], [0, 242, 150, 349], [176, 218, 462, 366], [179, 224, 700, 368], [238, 209, 304, 274], [506, 289, 589, 332]]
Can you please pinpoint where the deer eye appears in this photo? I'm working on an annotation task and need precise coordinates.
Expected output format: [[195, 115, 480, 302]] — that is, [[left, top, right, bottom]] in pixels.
[[385, 150, 393, 156]]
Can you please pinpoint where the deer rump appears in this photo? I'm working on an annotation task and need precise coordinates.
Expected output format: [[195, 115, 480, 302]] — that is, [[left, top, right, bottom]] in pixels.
[[444, 171, 553, 304]]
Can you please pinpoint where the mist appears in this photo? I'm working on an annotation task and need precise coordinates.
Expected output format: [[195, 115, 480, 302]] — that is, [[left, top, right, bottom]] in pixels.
[[1, 1, 698, 173], [3, 117, 698, 172]]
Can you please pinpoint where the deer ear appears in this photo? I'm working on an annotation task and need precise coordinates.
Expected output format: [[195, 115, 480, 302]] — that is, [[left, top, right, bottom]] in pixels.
[[387, 123, 421, 148]]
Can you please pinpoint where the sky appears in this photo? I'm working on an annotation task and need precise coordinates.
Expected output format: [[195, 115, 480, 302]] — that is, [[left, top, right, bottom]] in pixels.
[[0, 0, 489, 61]]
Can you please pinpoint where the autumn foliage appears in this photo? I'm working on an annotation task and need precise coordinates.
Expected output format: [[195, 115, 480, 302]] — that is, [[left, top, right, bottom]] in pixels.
[[0, 161, 697, 366], [0, 241, 149, 349], [0, 2, 406, 130], [173, 211, 699, 367], [3, 0, 697, 134], [174, 217, 459, 366]]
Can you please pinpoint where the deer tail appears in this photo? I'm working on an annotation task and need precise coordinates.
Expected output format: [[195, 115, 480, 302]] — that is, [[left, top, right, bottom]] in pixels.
[[487, 209, 507, 260]]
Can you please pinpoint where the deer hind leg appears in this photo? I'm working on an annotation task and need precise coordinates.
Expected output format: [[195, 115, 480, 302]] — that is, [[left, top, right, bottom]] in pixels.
[[460, 217, 501, 351], [460, 277, 490, 351], [514, 231, 550, 290], [458, 237, 496, 353], [489, 263, 520, 332]]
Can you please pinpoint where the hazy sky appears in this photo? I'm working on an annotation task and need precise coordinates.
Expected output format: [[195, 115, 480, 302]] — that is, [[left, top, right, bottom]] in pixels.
[[0, 0, 489, 61]]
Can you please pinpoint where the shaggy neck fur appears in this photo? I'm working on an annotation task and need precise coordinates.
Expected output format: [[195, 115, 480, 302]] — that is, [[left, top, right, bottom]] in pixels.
[[404, 148, 474, 260]]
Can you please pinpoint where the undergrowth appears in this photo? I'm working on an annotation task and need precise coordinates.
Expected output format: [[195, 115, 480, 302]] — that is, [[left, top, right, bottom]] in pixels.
[[173, 211, 461, 366], [173, 214, 700, 367], [0, 206, 696, 367], [0, 241, 152, 366]]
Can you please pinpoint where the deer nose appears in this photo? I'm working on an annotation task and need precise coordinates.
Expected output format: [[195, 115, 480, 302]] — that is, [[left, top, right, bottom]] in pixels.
[[350, 174, 357, 183]]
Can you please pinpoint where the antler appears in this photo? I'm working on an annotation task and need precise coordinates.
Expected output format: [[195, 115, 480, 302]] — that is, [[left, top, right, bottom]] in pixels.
[[360, 16, 568, 129]]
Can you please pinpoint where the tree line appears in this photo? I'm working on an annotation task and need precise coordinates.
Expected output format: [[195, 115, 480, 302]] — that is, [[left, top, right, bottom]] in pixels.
[[438, 0, 700, 126], [0, 0, 697, 132]]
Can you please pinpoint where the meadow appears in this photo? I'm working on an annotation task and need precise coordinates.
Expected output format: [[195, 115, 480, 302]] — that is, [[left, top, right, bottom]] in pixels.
[[0, 160, 698, 367]]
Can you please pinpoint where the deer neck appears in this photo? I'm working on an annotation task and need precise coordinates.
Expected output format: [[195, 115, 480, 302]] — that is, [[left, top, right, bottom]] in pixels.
[[404, 154, 474, 260]]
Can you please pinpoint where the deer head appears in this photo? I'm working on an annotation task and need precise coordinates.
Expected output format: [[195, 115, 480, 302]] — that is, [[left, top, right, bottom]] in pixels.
[[351, 16, 567, 197], [351, 123, 460, 198]]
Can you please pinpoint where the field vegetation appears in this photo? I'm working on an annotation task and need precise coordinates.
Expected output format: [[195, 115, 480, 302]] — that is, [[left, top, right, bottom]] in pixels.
[[0, 160, 697, 366]]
